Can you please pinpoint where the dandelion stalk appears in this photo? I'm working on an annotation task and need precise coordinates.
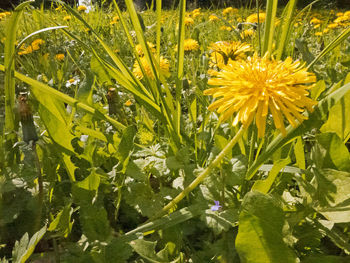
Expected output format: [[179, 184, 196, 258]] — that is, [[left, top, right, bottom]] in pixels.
[[155, 126, 245, 219]]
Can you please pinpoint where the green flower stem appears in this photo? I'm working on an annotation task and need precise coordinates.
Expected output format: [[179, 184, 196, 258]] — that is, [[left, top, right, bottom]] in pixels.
[[154, 126, 245, 219]]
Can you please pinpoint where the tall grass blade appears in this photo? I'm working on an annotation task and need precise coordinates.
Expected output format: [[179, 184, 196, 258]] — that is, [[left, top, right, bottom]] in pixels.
[[262, 0, 278, 55], [4, 0, 33, 164], [174, 0, 186, 141], [276, 0, 297, 60]]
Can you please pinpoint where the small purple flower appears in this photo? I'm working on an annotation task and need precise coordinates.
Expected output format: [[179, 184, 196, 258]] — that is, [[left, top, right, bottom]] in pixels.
[[211, 200, 222, 211]]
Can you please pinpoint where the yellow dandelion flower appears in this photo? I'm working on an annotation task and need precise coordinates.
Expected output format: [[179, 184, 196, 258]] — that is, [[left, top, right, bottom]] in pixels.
[[124, 100, 133, 106], [175, 39, 199, 52], [313, 24, 321, 29], [209, 41, 251, 69], [191, 9, 201, 18], [310, 17, 322, 24], [336, 12, 343, 17], [220, 25, 232, 31], [315, 32, 323, 36], [240, 29, 254, 39], [204, 54, 317, 137], [344, 11, 350, 17], [31, 39, 44, 47], [327, 23, 338, 29], [63, 15, 71, 21], [323, 28, 330, 34], [209, 14, 219, 22], [133, 56, 170, 80], [246, 13, 266, 23], [55, 53, 65, 61], [135, 42, 156, 56], [78, 5, 87, 11], [184, 17, 194, 26], [55, 6, 62, 11], [223, 7, 238, 16]]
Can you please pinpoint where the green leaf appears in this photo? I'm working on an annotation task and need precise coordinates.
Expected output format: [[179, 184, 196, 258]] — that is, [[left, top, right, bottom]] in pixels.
[[31, 88, 76, 153], [48, 204, 73, 238], [102, 239, 133, 263], [252, 157, 291, 194], [314, 133, 350, 171], [303, 255, 350, 263], [201, 208, 238, 235], [311, 80, 326, 100], [130, 239, 173, 263], [295, 38, 315, 64], [75, 170, 100, 191], [314, 169, 350, 223], [321, 90, 350, 142], [235, 191, 298, 263], [77, 71, 94, 106], [12, 226, 46, 263], [79, 204, 111, 241]]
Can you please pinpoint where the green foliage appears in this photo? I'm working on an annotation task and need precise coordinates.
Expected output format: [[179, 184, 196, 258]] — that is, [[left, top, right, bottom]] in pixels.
[[1, 0, 350, 261]]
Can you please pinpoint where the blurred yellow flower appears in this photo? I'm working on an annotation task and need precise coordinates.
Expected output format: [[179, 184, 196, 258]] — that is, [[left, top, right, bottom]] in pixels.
[[55, 53, 65, 61], [77, 5, 87, 12], [133, 56, 170, 80], [110, 15, 119, 25], [209, 14, 219, 22], [175, 39, 199, 52], [63, 15, 71, 21], [220, 25, 233, 31], [310, 17, 322, 24], [209, 41, 251, 68], [135, 42, 156, 56], [124, 100, 133, 106], [18, 39, 45, 55], [204, 54, 316, 137], [240, 29, 254, 39], [315, 32, 323, 36], [191, 8, 201, 18], [327, 23, 338, 29], [323, 28, 329, 34], [246, 13, 266, 23], [223, 7, 238, 16], [184, 17, 194, 26]]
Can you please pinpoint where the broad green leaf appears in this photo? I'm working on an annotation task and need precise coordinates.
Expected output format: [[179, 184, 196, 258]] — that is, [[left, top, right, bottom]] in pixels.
[[48, 204, 73, 238], [311, 80, 326, 100], [76, 71, 94, 106], [130, 239, 176, 263], [235, 191, 298, 263], [101, 238, 133, 263], [321, 91, 350, 142], [12, 226, 46, 263], [31, 88, 76, 153], [314, 169, 350, 223], [295, 38, 315, 64], [294, 136, 305, 170], [252, 158, 291, 194], [200, 208, 238, 235], [79, 204, 111, 241], [75, 171, 100, 192], [314, 133, 350, 171]]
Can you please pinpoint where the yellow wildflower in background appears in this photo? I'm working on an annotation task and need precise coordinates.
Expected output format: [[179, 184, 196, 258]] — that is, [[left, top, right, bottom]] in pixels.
[[222, 7, 238, 16], [209, 14, 219, 22], [246, 13, 266, 23], [18, 39, 45, 55], [77, 5, 87, 12], [191, 8, 201, 18], [55, 53, 65, 61], [184, 17, 194, 26], [135, 42, 156, 56], [204, 54, 316, 137], [310, 17, 322, 25], [175, 39, 199, 52], [110, 15, 119, 25], [241, 29, 254, 39], [133, 56, 170, 80], [63, 15, 71, 21], [220, 25, 232, 31], [209, 41, 251, 69]]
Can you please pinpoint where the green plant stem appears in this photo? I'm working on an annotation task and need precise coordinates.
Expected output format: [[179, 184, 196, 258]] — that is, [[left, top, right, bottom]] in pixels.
[[33, 143, 44, 233], [154, 126, 245, 219]]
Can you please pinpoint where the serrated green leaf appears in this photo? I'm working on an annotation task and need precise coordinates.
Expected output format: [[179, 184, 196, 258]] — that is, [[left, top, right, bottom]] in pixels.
[[236, 191, 298, 263]]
